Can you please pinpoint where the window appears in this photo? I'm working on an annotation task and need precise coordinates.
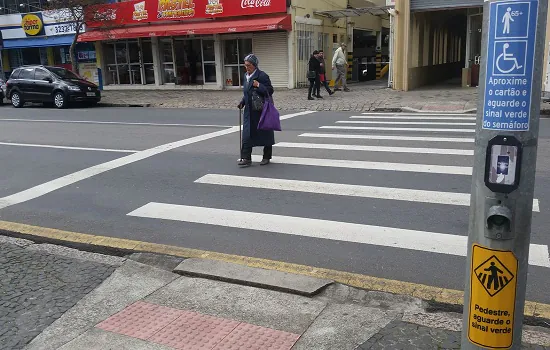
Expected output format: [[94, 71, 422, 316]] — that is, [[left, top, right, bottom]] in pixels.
[[19, 68, 34, 80], [47, 67, 80, 80], [9, 69, 21, 79], [34, 69, 51, 81]]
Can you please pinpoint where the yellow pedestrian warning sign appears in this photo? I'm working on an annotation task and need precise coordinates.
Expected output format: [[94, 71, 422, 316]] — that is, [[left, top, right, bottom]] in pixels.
[[474, 255, 514, 297], [468, 244, 518, 349]]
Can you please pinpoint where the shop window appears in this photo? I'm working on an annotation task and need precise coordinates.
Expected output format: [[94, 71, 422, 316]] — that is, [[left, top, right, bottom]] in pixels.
[[203, 40, 216, 83], [223, 38, 252, 87], [160, 39, 176, 84], [104, 39, 152, 85]]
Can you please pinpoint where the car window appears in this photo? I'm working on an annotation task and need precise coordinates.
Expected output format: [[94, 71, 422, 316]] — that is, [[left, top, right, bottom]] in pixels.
[[35, 69, 51, 81], [19, 68, 34, 80], [47, 67, 80, 80], [10, 69, 21, 79]]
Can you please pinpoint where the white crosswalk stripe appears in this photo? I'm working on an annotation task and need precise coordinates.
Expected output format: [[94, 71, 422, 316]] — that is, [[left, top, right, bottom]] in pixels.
[[299, 133, 475, 143], [320, 126, 476, 133], [127, 112, 548, 270], [128, 203, 549, 268], [351, 115, 477, 120], [337, 120, 476, 126], [195, 174, 540, 211], [274, 142, 474, 155]]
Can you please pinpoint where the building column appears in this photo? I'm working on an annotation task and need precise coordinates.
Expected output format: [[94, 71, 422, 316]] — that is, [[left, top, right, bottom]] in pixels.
[[392, 0, 411, 91], [214, 34, 223, 90], [94, 41, 105, 89], [287, 30, 295, 89], [151, 37, 161, 86]]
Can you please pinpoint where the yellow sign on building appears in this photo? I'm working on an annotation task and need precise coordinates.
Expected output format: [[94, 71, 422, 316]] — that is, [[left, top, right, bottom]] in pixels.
[[21, 14, 43, 36], [468, 244, 518, 349]]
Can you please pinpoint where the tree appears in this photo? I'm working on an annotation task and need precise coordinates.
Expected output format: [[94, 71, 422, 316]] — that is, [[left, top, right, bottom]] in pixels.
[[45, 0, 115, 73]]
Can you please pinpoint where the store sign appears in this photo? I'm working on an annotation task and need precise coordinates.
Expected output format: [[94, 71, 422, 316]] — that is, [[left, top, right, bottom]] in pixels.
[[87, 0, 287, 27], [0, 10, 80, 40], [21, 14, 44, 36]]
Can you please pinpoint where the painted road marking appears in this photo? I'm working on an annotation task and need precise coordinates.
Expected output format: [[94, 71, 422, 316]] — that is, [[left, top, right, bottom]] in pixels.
[[320, 126, 476, 133], [127, 203, 550, 268], [351, 115, 477, 120], [0, 111, 315, 211], [337, 121, 476, 126], [274, 142, 474, 156], [251, 155, 472, 175], [299, 133, 475, 143], [0, 118, 235, 128], [0, 141, 138, 153], [195, 174, 540, 212], [362, 112, 474, 116]]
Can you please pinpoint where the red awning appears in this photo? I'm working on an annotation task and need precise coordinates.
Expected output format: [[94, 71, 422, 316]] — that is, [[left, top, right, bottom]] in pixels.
[[79, 14, 291, 42]]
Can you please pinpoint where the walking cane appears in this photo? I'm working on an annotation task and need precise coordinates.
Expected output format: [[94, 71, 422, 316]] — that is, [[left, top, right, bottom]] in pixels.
[[238, 107, 242, 161]]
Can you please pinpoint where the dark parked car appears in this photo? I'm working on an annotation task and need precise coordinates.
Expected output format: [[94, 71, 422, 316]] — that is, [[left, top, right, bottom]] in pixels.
[[6, 65, 100, 109]]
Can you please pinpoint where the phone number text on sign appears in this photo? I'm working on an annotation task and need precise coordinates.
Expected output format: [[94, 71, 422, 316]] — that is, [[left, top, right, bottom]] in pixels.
[[45, 22, 79, 36]]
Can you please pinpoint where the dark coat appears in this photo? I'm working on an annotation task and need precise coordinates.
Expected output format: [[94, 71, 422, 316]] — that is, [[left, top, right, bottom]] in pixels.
[[308, 55, 321, 80], [240, 69, 275, 148], [318, 56, 327, 74]]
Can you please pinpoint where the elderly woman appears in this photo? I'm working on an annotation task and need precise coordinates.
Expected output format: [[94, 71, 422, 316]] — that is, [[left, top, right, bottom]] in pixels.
[[237, 54, 275, 167]]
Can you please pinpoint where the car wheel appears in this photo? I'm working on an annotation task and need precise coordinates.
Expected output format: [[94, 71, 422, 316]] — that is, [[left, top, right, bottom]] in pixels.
[[53, 91, 67, 109], [11, 91, 23, 108]]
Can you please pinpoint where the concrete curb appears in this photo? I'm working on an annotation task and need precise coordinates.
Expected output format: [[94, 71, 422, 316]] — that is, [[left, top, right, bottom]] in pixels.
[[0, 219, 549, 326], [174, 258, 333, 296], [98, 102, 151, 108]]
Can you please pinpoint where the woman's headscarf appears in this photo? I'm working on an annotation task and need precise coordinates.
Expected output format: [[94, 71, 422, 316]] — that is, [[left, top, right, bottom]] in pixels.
[[244, 53, 259, 67]]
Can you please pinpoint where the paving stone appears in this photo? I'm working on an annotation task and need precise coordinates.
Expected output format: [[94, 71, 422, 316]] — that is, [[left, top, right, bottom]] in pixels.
[[99, 81, 489, 113], [0, 242, 115, 350], [358, 320, 550, 350]]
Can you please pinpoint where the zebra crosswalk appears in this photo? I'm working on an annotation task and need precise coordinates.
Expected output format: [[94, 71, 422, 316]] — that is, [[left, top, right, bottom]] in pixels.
[[127, 112, 550, 271]]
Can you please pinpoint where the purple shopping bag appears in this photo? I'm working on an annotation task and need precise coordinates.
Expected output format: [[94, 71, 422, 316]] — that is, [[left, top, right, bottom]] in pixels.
[[258, 96, 281, 131]]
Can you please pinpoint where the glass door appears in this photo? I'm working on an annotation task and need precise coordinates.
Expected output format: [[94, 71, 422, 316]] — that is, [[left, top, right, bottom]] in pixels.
[[223, 38, 252, 87], [160, 39, 176, 84], [202, 39, 216, 84], [128, 41, 142, 85]]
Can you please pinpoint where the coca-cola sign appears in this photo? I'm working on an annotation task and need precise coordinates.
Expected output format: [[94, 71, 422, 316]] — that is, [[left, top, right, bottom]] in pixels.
[[87, 0, 287, 28], [241, 0, 271, 8]]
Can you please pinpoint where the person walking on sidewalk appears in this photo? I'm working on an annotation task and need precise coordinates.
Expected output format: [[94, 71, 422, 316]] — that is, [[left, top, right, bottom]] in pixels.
[[318, 50, 334, 96], [332, 43, 350, 92], [237, 53, 275, 167], [308, 51, 321, 100]]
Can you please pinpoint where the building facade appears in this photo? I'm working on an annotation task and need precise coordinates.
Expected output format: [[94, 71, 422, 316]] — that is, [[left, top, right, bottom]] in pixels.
[[389, 0, 550, 92], [0, 9, 94, 80], [79, 0, 386, 90]]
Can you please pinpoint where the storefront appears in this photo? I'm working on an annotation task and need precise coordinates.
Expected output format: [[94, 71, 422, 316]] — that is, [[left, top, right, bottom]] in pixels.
[[80, 0, 291, 89], [0, 10, 92, 79]]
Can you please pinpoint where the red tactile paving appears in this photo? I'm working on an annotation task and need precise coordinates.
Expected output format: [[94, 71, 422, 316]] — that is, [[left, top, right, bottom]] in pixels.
[[96, 301, 301, 350], [95, 301, 184, 340], [213, 323, 301, 350], [148, 310, 240, 350]]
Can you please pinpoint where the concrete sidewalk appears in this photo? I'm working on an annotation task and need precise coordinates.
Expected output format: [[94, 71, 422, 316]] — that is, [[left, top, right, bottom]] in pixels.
[[2, 235, 549, 350], [99, 81, 550, 114]]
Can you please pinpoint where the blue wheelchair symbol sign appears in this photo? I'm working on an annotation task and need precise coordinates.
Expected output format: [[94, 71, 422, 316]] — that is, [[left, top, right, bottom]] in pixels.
[[493, 41, 527, 76], [496, 2, 530, 39]]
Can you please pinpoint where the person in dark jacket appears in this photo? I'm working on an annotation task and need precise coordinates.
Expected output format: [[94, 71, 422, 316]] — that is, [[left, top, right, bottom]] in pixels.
[[317, 50, 334, 96], [237, 53, 275, 167], [308, 50, 321, 100]]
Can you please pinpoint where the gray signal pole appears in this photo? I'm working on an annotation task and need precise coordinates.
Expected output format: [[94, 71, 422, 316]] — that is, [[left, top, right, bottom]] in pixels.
[[462, 0, 548, 349]]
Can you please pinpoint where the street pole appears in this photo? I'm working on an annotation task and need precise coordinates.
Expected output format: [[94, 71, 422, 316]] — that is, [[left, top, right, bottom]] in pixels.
[[462, 0, 548, 349]]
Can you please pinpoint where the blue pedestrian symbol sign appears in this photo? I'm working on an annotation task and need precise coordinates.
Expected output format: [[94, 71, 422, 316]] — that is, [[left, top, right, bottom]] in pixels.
[[483, 0, 539, 131]]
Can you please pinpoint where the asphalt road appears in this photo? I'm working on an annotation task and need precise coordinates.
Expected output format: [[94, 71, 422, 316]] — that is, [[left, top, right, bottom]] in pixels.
[[0, 105, 549, 304]]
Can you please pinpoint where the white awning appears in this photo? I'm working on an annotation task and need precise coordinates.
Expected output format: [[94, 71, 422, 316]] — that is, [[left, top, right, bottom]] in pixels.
[[314, 6, 392, 18]]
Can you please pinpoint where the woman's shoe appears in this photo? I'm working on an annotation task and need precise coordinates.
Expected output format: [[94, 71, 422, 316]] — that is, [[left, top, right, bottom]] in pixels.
[[315, 95, 323, 99], [238, 159, 252, 167], [260, 159, 270, 166], [308, 96, 314, 100]]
